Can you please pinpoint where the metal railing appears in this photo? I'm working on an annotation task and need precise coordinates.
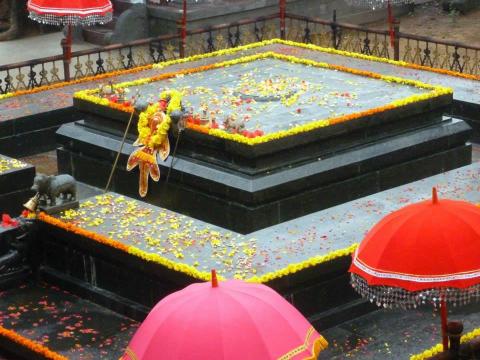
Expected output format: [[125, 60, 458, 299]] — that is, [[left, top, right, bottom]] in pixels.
[[285, 12, 396, 60], [398, 32, 480, 74], [69, 33, 181, 80], [1, 10, 478, 95], [285, 12, 480, 75], [182, 14, 279, 57]]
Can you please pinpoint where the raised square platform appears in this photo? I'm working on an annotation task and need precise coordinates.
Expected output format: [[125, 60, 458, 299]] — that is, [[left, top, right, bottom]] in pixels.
[[58, 41, 472, 233]]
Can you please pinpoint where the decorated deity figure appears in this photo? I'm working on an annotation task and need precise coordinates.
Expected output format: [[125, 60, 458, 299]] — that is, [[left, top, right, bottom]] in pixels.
[[127, 90, 182, 197]]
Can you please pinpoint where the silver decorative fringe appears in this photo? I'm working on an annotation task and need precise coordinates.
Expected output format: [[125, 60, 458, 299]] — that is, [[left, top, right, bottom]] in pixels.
[[28, 12, 113, 26], [351, 273, 480, 309], [343, 0, 412, 9]]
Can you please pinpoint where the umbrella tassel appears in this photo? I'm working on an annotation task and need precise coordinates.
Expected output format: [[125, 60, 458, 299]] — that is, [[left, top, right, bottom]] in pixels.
[[441, 297, 449, 351]]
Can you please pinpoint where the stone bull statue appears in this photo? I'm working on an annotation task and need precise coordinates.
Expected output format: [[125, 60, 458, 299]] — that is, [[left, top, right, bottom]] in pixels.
[[31, 174, 76, 206]]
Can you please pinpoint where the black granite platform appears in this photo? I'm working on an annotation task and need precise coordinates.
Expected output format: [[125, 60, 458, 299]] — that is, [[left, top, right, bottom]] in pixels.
[[55, 42, 475, 233], [57, 115, 472, 233], [0, 155, 35, 216], [0, 108, 82, 158]]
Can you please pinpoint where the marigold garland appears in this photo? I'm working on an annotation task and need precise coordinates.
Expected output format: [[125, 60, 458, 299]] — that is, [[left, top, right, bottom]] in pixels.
[[275, 39, 480, 81], [135, 89, 182, 149], [410, 327, 480, 360], [38, 212, 357, 284], [0, 325, 67, 360], [137, 103, 171, 149], [247, 244, 358, 283], [160, 89, 183, 114]]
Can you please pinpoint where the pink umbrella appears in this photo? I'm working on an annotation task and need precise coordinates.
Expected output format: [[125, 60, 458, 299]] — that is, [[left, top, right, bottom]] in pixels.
[[122, 270, 328, 360]]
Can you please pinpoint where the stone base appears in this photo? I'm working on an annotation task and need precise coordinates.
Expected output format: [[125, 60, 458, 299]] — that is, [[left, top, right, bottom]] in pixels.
[[0, 108, 82, 158], [57, 117, 472, 233], [452, 99, 480, 143], [38, 221, 373, 329], [39, 200, 79, 215]]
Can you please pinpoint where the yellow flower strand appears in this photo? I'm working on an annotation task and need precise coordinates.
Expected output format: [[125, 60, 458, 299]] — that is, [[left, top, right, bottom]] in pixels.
[[136, 91, 182, 148], [410, 328, 480, 360]]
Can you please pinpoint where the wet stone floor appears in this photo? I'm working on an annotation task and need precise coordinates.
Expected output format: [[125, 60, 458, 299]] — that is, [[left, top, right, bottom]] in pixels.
[[318, 302, 480, 359], [0, 282, 139, 359]]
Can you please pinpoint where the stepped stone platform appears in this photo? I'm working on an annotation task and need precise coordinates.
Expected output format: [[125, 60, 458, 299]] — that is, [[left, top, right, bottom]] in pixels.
[[59, 41, 472, 233], [37, 162, 480, 333]]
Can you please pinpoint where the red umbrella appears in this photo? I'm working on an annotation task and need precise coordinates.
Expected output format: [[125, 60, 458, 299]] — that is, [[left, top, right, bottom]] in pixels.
[[122, 270, 328, 360], [349, 188, 480, 351], [27, 0, 113, 26], [27, 0, 113, 79]]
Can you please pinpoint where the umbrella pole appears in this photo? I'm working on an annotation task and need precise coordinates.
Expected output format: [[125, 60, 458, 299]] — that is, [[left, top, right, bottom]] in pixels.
[[440, 297, 449, 351]]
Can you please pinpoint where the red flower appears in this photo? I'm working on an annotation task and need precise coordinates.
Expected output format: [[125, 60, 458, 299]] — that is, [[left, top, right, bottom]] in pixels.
[[1, 214, 18, 227], [159, 99, 168, 110]]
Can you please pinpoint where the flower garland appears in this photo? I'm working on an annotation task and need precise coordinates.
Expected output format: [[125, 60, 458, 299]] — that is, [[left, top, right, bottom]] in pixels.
[[137, 103, 171, 149], [247, 243, 358, 283], [410, 327, 480, 360], [0, 325, 67, 360], [38, 212, 356, 284], [135, 90, 182, 149], [160, 89, 183, 114]]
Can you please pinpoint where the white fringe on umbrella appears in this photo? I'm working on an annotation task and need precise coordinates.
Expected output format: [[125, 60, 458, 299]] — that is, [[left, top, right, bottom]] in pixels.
[[351, 273, 480, 309], [28, 12, 113, 26]]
